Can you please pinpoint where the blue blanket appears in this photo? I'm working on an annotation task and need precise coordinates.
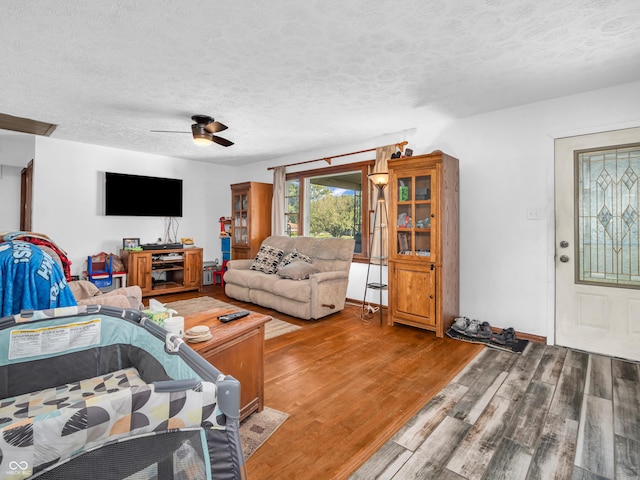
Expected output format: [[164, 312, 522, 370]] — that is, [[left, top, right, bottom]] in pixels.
[[0, 241, 77, 317]]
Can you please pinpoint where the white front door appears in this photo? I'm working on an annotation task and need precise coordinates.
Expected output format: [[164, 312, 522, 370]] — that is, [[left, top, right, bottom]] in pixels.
[[555, 127, 640, 362]]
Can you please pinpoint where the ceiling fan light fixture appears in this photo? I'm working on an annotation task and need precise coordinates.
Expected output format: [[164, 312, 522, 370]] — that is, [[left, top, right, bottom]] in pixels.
[[192, 132, 213, 146]]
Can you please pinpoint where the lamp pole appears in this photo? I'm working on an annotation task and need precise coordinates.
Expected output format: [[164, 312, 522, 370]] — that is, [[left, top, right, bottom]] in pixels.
[[363, 172, 389, 324]]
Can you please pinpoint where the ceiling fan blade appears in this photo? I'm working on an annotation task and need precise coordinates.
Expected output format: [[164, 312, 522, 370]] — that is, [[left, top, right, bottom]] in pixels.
[[204, 121, 228, 133], [150, 130, 190, 133], [211, 135, 234, 147]]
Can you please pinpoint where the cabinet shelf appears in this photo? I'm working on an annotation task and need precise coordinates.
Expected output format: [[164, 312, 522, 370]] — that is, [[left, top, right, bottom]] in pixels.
[[152, 266, 184, 272], [121, 247, 202, 297]]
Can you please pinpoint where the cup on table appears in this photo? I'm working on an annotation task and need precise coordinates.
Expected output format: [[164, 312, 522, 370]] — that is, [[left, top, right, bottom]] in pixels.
[[164, 316, 184, 338]]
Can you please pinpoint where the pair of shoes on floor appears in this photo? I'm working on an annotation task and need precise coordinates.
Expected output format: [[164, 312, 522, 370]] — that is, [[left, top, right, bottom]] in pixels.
[[492, 327, 516, 345], [451, 317, 492, 339]]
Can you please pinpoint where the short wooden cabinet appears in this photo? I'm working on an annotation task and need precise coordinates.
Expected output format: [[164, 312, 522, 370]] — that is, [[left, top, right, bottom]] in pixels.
[[230, 181, 272, 259], [121, 247, 203, 296], [388, 151, 459, 337], [184, 310, 270, 422]]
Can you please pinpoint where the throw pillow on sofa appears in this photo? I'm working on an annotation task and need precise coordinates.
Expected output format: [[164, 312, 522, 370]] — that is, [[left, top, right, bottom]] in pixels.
[[250, 245, 285, 274], [277, 248, 311, 271], [277, 261, 321, 280]]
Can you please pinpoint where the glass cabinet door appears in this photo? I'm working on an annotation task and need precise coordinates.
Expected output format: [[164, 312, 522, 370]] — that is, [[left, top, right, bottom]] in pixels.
[[394, 173, 434, 258], [233, 191, 249, 245]]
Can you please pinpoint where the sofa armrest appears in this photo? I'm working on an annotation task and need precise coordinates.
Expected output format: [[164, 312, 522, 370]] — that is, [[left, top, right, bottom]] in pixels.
[[227, 259, 254, 270], [310, 271, 349, 283]]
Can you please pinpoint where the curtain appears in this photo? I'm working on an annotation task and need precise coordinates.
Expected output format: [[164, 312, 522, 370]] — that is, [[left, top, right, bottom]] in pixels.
[[369, 144, 396, 263], [271, 166, 286, 236]]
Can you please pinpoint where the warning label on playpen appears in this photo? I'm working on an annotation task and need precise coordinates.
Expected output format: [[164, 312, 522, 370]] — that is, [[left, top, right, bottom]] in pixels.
[[8, 319, 101, 360]]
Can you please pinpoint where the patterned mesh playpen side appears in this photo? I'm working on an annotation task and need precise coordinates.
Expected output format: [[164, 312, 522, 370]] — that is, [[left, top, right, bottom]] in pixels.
[[0, 305, 246, 480]]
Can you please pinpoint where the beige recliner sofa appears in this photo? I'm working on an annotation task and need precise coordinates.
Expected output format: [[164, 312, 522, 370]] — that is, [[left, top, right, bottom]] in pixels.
[[224, 236, 355, 320]]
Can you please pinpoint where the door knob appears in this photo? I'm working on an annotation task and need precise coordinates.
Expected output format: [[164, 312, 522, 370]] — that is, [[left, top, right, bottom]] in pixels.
[[559, 255, 570, 263], [560, 241, 569, 248]]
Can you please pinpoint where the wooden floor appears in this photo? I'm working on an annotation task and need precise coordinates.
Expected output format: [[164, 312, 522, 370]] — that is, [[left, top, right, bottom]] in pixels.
[[350, 342, 640, 480], [153, 285, 484, 479], [153, 285, 640, 479]]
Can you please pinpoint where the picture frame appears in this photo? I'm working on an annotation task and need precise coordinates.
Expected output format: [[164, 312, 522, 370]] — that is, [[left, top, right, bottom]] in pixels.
[[123, 237, 140, 250]]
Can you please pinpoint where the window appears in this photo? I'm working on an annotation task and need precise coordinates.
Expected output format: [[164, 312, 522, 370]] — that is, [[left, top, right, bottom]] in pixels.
[[577, 144, 640, 287], [284, 161, 372, 259]]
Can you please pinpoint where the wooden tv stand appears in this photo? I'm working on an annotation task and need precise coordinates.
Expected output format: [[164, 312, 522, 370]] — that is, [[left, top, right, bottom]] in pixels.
[[121, 247, 203, 297]]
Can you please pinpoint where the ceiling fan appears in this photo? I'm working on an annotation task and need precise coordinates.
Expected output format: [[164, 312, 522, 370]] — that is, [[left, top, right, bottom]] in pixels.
[[151, 115, 234, 147]]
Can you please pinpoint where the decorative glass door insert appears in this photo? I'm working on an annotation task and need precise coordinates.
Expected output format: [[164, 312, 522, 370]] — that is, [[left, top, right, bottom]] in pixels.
[[577, 144, 640, 287], [395, 173, 433, 257], [233, 191, 248, 245]]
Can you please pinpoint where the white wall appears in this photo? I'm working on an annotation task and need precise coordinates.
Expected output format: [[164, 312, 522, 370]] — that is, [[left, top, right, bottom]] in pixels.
[[0, 165, 22, 231], [31, 137, 235, 276], [0, 132, 34, 167], [0, 132, 35, 232]]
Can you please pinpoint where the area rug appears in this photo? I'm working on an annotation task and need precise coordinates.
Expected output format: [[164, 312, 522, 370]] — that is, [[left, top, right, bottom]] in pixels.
[[240, 406, 289, 460], [446, 327, 529, 354], [163, 296, 302, 340]]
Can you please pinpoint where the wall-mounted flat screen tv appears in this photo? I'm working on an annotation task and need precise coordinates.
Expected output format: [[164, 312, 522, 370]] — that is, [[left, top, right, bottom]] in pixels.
[[105, 172, 183, 217]]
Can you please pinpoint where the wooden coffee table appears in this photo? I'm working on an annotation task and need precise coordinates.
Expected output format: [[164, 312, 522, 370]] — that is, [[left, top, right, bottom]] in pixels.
[[183, 307, 271, 421]]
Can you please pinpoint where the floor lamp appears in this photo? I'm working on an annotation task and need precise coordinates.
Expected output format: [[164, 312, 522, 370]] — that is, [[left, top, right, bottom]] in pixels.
[[362, 171, 389, 324]]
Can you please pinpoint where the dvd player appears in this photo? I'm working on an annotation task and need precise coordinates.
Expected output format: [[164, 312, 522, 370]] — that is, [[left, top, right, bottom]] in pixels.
[[141, 243, 183, 250]]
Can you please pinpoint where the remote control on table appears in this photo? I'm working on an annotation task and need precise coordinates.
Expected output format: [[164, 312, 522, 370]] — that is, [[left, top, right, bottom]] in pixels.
[[218, 310, 250, 323]]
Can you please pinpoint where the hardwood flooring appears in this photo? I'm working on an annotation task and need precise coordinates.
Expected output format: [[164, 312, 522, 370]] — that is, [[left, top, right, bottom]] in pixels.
[[152, 286, 483, 479], [152, 286, 639, 479]]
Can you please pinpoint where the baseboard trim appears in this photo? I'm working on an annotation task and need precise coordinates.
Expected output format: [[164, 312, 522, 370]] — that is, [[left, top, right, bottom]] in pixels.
[[346, 298, 548, 344]]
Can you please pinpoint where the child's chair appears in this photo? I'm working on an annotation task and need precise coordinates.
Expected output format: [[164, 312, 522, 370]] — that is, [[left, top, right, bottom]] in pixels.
[[213, 259, 229, 287], [87, 254, 113, 288]]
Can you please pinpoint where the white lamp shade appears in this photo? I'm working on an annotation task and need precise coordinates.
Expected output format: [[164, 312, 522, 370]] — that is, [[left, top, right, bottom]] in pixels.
[[368, 172, 389, 187]]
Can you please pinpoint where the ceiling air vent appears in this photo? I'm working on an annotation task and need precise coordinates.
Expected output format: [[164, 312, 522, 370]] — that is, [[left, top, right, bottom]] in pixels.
[[0, 112, 57, 136]]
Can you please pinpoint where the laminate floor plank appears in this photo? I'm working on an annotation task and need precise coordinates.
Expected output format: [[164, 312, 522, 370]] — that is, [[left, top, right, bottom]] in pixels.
[[503, 380, 556, 450], [430, 468, 466, 480], [613, 377, 640, 442], [448, 366, 509, 423], [392, 416, 472, 479], [614, 434, 640, 480], [349, 442, 412, 480], [587, 355, 613, 400], [496, 341, 546, 401], [526, 413, 579, 480], [575, 394, 615, 479], [445, 395, 514, 480], [570, 466, 611, 480], [565, 349, 590, 370], [549, 365, 588, 421], [533, 345, 568, 385], [391, 382, 469, 451], [482, 437, 533, 480], [612, 359, 640, 382]]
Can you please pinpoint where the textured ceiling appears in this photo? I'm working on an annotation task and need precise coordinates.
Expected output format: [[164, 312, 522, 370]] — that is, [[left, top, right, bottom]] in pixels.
[[1, 0, 640, 165]]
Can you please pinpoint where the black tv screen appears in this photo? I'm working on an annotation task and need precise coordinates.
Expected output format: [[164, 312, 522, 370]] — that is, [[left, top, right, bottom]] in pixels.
[[105, 172, 183, 217]]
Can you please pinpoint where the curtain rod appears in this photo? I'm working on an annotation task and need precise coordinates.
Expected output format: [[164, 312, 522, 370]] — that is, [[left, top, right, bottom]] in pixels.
[[267, 141, 408, 171]]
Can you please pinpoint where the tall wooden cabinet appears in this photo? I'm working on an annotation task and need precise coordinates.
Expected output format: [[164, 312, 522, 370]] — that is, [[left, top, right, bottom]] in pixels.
[[230, 182, 273, 259], [387, 151, 459, 337], [121, 247, 203, 297]]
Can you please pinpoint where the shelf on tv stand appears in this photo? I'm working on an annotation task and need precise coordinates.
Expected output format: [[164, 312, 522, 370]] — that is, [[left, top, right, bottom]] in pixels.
[[121, 247, 203, 297]]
